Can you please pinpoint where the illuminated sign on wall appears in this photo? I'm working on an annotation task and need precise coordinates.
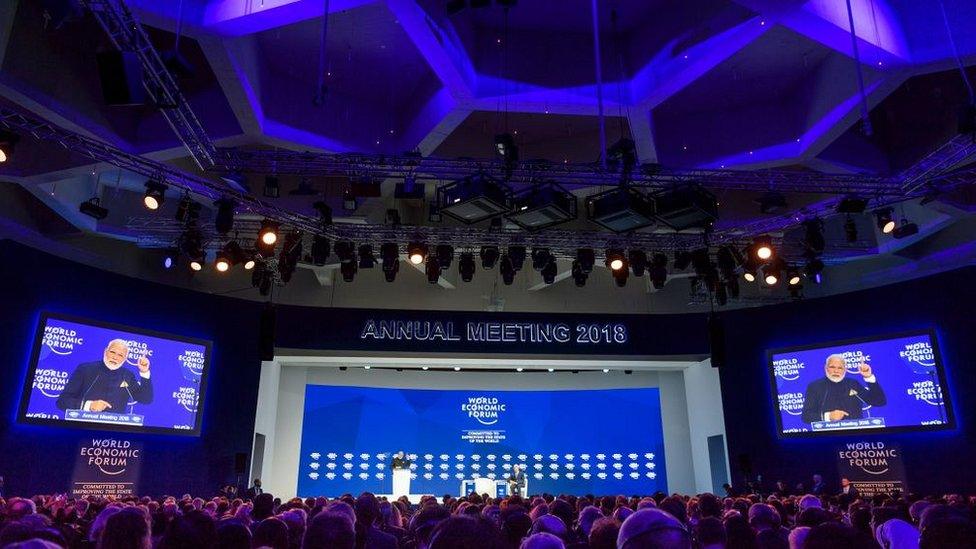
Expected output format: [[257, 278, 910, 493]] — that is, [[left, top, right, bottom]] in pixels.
[[360, 320, 628, 345]]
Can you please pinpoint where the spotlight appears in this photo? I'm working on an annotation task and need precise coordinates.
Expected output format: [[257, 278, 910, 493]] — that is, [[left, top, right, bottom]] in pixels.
[[408, 242, 427, 265], [79, 197, 109, 220], [311, 236, 331, 266], [459, 252, 476, 282], [804, 257, 824, 283], [756, 191, 787, 214], [844, 216, 858, 243], [572, 260, 588, 287], [586, 187, 656, 232], [143, 180, 167, 211], [516, 367, 524, 372], [787, 266, 802, 286], [605, 249, 626, 272], [0, 131, 18, 163], [178, 228, 203, 258], [541, 259, 557, 284], [243, 256, 256, 270], [763, 259, 785, 286], [340, 260, 357, 282], [602, 368, 610, 373], [507, 181, 578, 230], [576, 249, 595, 274], [507, 246, 526, 271], [454, 366, 461, 371], [214, 250, 231, 272], [803, 219, 825, 253], [252, 262, 273, 295], [500, 255, 516, 285], [480, 245, 500, 269], [175, 195, 200, 223], [743, 269, 757, 283], [612, 265, 629, 287], [628, 250, 647, 277], [189, 257, 204, 272], [257, 219, 279, 248], [716, 246, 737, 279], [278, 232, 302, 283], [649, 253, 668, 289], [263, 176, 280, 198], [358, 244, 376, 269], [381, 243, 399, 282], [214, 198, 235, 235], [893, 219, 919, 239], [163, 249, 178, 269], [531, 248, 553, 272], [436, 174, 514, 223], [875, 208, 895, 234], [221, 240, 247, 267], [426, 258, 441, 283], [436, 244, 454, 269], [651, 184, 718, 231], [752, 236, 773, 261], [343, 187, 357, 211], [548, 368, 555, 372]]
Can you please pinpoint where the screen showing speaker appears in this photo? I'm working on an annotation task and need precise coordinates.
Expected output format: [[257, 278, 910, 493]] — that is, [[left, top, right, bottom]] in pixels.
[[769, 330, 952, 437], [298, 385, 667, 497], [18, 312, 211, 435]]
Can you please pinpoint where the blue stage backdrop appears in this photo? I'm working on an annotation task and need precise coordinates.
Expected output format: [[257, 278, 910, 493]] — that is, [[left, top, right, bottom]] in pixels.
[[18, 313, 211, 435], [769, 331, 952, 437], [297, 386, 667, 497]]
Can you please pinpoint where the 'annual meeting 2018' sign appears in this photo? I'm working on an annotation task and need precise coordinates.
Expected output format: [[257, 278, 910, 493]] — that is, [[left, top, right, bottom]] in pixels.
[[360, 320, 628, 345], [71, 438, 142, 498]]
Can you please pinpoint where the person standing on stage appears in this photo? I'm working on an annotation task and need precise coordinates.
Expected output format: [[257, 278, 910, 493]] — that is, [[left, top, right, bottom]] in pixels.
[[391, 450, 411, 470], [508, 464, 526, 498]]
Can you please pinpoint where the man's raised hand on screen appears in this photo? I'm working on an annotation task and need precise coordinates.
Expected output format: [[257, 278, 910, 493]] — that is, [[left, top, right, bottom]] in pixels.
[[90, 400, 112, 412]]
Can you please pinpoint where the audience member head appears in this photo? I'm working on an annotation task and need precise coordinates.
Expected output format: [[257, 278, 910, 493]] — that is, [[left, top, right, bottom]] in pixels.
[[617, 508, 691, 549], [429, 516, 506, 549], [520, 532, 565, 549], [251, 517, 290, 549], [577, 506, 603, 537], [531, 514, 568, 540], [919, 517, 976, 549], [252, 493, 275, 522], [216, 520, 252, 549], [695, 517, 726, 549], [99, 507, 150, 549], [302, 511, 355, 549], [159, 510, 218, 549], [587, 517, 619, 549]]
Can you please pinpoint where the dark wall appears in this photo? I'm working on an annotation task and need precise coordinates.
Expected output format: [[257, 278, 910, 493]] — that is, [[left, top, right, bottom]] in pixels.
[[719, 266, 976, 495], [0, 240, 265, 497]]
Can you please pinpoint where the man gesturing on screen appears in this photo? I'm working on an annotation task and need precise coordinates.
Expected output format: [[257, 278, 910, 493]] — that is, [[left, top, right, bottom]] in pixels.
[[801, 354, 886, 423], [56, 339, 153, 413]]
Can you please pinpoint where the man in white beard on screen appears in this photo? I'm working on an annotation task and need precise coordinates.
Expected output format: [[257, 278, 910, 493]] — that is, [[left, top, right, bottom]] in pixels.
[[801, 354, 885, 423], [56, 339, 153, 414]]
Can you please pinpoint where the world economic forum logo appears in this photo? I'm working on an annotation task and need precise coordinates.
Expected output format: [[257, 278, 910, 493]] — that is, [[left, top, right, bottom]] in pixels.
[[42, 325, 84, 355], [460, 396, 507, 425], [772, 357, 804, 381], [840, 350, 869, 374], [122, 339, 153, 367]]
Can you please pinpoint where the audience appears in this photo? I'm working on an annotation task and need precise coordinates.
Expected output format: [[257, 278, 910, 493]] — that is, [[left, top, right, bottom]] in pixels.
[[1, 482, 975, 549]]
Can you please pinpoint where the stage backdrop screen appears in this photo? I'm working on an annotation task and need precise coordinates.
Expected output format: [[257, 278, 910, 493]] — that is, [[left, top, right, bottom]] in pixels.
[[298, 385, 667, 497], [17, 312, 211, 436], [769, 330, 952, 438]]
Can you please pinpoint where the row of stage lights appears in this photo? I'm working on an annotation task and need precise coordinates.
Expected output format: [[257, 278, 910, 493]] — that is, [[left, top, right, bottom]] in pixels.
[[343, 366, 628, 374]]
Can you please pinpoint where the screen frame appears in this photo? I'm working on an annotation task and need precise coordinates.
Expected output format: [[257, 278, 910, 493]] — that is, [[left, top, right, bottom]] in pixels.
[[767, 329, 954, 439], [17, 311, 213, 437]]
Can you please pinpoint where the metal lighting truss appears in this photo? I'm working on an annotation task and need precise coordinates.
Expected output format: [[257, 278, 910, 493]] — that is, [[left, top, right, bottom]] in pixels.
[[82, 0, 221, 170], [900, 133, 976, 194]]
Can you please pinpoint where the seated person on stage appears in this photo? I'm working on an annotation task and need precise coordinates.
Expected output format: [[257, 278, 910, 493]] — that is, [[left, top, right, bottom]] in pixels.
[[391, 450, 411, 469], [507, 464, 526, 498], [801, 354, 885, 424], [56, 339, 153, 413]]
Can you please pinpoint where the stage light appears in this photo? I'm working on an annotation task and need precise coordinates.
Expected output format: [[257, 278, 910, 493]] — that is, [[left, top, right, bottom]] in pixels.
[[426, 258, 441, 284], [586, 187, 656, 232], [340, 260, 357, 282], [651, 184, 718, 231], [311, 236, 331, 266], [243, 257, 256, 270], [175, 195, 200, 223], [803, 219, 825, 253], [436, 244, 454, 270], [716, 246, 737, 279], [516, 367, 524, 372], [547, 368, 554, 372], [753, 236, 773, 260], [214, 251, 231, 272], [163, 249, 177, 269], [189, 258, 203, 271], [252, 262, 273, 296], [381, 243, 399, 282], [804, 257, 824, 283], [364, 365, 371, 370], [764, 270, 778, 285], [576, 249, 595, 274], [422, 366, 430, 371], [844, 216, 858, 243], [257, 219, 279, 249], [334, 241, 355, 264], [436, 174, 514, 223], [221, 240, 247, 267], [507, 246, 526, 271], [572, 260, 588, 287], [602, 368, 610, 373], [79, 197, 109, 220], [763, 259, 784, 285], [605, 249, 626, 271], [263, 176, 280, 198], [358, 245, 376, 269], [756, 191, 787, 214], [612, 266, 629, 287], [893, 219, 919, 239], [875, 208, 895, 234], [143, 180, 167, 211], [743, 270, 756, 283], [278, 232, 302, 283], [0, 131, 18, 163], [541, 259, 557, 284], [454, 366, 461, 371], [507, 181, 578, 230], [500, 255, 516, 285], [214, 198, 235, 234], [787, 267, 801, 286], [408, 242, 427, 265], [188, 245, 205, 272], [531, 248, 553, 272], [459, 252, 476, 282], [629, 250, 647, 277], [343, 188, 357, 211], [649, 253, 668, 289], [480, 245, 499, 269]]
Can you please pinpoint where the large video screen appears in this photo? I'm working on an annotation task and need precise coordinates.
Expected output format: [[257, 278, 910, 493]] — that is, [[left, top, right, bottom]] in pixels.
[[298, 385, 667, 497], [769, 330, 952, 437], [18, 312, 211, 436]]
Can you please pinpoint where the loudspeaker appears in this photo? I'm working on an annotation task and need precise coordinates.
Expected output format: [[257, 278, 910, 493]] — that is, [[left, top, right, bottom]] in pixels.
[[708, 312, 725, 368], [259, 303, 276, 361], [234, 452, 248, 475], [96, 51, 145, 106]]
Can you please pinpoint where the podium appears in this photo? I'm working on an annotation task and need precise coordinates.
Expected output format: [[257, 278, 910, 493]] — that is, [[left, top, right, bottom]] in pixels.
[[392, 468, 411, 498]]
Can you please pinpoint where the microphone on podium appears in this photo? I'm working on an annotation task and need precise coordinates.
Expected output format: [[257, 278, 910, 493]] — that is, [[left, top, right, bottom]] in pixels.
[[849, 389, 871, 418]]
